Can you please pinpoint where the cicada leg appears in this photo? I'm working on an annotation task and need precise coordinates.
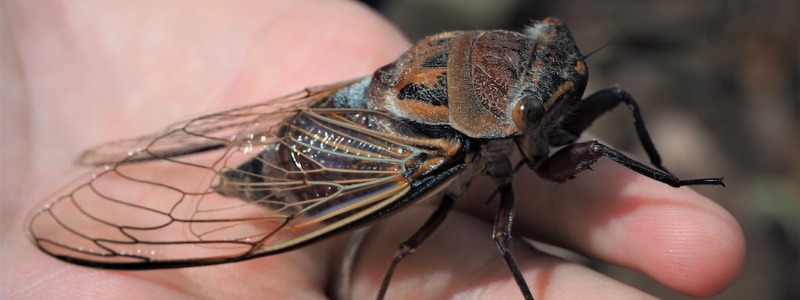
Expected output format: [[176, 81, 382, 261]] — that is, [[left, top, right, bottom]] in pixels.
[[539, 85, 724, 187], [492, 182, 535, 300], [376, 194, 457, 300], [536, 140, 724, 187], [377, 153, 537, 300], [548, 85, 670, 174], [484, 155, 536, 300]]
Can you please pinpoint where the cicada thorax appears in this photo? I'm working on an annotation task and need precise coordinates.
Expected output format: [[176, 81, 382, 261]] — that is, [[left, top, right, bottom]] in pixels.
[[369, 18, 589, 140], [367, 31, 460, 126]]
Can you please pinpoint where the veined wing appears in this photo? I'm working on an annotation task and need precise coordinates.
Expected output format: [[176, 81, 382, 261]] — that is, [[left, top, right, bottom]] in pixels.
[[77, 79, 361, 166], [27, 79, 466, 269]]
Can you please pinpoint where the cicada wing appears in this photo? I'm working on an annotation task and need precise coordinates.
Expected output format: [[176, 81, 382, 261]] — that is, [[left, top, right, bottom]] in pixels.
[[77, 79, 361, 166], [26, 79, 461, 269]]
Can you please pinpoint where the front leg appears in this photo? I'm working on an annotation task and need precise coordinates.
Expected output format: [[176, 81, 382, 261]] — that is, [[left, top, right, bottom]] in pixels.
[[535, 140, 724, 187], [549, 86, 670, 174]]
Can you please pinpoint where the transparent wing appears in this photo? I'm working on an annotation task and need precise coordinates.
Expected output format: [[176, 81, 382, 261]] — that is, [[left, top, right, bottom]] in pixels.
[[27, 79, 461, 268], [77, 80, 358, 166]]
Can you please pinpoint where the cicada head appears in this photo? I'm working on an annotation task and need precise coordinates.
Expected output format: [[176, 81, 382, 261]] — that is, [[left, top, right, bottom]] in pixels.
[[516, 18, 588, 130]]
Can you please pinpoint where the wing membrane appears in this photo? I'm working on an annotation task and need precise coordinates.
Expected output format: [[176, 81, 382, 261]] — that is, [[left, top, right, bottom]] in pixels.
[[77, 80, 359, 166], [27, 80, 462, 268]]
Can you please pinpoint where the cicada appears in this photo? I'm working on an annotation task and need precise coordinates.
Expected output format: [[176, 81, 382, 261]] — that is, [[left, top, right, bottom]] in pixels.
[[26, 18, 723, 300]]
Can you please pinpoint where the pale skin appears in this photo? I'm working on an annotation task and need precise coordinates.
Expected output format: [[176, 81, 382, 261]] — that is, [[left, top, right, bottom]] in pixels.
[[2, 1, 745, 299]]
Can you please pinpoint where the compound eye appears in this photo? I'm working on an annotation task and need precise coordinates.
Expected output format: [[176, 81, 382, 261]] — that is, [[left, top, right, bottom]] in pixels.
[[512, 95, 546, 131]]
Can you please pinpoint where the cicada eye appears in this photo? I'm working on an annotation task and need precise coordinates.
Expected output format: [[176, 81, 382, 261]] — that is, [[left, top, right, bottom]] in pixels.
[[512, 95, 546, 131]]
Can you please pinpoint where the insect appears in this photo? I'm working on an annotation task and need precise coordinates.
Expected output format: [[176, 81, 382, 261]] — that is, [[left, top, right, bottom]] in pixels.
[[27, 18, 723, 299]]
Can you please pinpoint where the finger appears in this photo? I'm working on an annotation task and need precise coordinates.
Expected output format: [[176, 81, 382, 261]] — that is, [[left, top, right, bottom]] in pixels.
[[348, 205, 660, 300], [458, 158, 744, 297]]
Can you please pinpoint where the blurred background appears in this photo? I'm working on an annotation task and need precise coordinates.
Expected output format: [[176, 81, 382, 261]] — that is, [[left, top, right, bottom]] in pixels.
[[358, 0, 798, 299]]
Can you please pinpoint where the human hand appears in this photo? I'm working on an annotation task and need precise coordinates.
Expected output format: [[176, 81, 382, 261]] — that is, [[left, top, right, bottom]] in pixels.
[[4, 1, 406, 299], [2, 1, 744, 299]]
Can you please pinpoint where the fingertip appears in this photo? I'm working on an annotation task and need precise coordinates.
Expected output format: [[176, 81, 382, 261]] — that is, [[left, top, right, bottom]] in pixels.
[[590, 180, 745, 297], [643, 197, 745, 296]]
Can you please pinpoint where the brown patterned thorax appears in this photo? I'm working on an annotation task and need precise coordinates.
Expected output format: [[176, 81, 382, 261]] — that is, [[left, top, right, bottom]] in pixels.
[[368, 18, 588, 138]]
